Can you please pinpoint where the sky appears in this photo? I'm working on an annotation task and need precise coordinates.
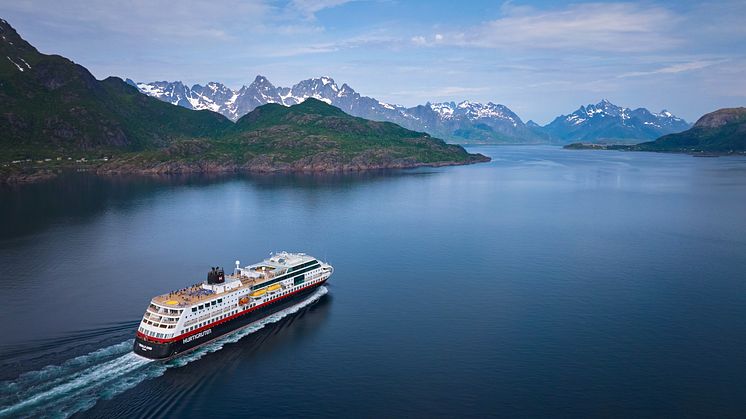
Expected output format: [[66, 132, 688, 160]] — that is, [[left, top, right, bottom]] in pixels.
[[1, 0, 745, 124]]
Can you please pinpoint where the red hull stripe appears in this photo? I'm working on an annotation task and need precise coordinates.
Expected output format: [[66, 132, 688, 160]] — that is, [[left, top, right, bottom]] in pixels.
[[137, 279, 326, 344]]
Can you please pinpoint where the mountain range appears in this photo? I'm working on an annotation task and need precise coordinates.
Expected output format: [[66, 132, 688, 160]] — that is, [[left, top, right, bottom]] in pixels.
[[542, 99, 691, 143], [132, 78, 691, 144], [129, 76, 546, 144], [0, 18, 485, 181]]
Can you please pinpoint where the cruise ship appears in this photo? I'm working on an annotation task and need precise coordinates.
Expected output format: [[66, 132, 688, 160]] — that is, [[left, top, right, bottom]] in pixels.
[[134, 252, 333, 360]]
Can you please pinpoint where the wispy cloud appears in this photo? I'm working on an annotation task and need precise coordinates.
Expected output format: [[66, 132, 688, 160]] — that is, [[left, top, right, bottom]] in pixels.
[[287, 0, 355, 20], [412, 2, 680, 52], [263, 32, 399, 57], [618, 60, 728, 78]]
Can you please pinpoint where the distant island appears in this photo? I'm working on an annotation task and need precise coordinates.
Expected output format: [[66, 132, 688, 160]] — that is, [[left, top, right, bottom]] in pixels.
[[0, 19, 488, 183], [564, 108, 746, 155]]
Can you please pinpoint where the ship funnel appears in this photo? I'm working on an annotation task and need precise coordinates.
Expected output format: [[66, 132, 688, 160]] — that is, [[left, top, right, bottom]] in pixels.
[[207, 266, 225, 285]]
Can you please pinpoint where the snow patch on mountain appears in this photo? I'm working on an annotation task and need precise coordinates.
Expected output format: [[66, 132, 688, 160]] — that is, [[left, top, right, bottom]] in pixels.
[[6, 56, 24, 72]]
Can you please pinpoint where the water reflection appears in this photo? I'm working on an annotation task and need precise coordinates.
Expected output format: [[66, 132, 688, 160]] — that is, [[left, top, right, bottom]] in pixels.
[[0, 170, 441, 240]]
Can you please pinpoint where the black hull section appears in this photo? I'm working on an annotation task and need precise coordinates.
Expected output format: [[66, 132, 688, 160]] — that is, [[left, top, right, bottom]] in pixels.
[[134, 281, 325, 360]]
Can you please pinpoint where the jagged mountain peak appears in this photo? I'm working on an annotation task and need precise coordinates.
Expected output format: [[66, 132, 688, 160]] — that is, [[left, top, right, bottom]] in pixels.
[[294, 76, 341, 91], [588, 98, 621, 110], [0, 18, 36, 54], [205, 81, 227, 89], [566, 99, 628, 122], [545, 100, 690, 142], [248, 75, 276, 90], [337, 83, 357, 96], [426, 101, 520, 126]]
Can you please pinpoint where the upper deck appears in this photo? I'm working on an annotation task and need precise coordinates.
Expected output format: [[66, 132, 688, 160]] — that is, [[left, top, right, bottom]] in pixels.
[[150, 252, 321, 308]]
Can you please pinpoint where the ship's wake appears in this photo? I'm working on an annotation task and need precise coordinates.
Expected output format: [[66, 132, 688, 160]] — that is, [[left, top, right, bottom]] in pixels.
[[0, 286, 328, 418]]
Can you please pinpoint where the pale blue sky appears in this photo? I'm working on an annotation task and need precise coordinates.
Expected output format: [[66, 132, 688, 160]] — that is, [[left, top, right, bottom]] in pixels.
[[2, 0, 745, 123]]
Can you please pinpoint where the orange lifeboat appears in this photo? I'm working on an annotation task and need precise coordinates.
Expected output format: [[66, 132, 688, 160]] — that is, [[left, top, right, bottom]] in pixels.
[[239, 296, 250, 305]]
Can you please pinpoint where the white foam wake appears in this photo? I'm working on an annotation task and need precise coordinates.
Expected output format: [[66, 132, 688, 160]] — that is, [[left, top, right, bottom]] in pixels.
[[0, 286, 327, 418]]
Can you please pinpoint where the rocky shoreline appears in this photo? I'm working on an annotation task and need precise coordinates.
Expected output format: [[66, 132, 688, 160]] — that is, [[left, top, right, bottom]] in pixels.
[[563, 142, 746, 156], [1, 153, 490, 184]]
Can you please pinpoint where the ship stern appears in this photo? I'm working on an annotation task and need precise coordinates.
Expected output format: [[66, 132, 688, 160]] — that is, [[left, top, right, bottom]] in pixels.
[[133, 336, 176, 360]]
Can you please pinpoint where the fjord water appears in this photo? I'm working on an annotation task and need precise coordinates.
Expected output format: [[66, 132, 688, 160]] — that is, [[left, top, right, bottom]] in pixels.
[[1, 146, 745, 417]]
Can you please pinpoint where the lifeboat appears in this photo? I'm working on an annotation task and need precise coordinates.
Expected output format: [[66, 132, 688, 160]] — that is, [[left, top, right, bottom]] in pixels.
[[239, 296, 250, 305], [250, 288, 267, 298], [267, 284, 282, 292]]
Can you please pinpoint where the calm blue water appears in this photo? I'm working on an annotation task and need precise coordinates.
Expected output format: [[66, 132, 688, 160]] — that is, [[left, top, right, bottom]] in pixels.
[[1, 146, 745, 418]]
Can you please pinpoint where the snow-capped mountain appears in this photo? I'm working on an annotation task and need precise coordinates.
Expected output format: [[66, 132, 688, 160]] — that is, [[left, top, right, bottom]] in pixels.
[[131, 78, 688, 144], [542, 99, 690, 143], [405, 101, 543, 143], [131, 76, 544, 143]]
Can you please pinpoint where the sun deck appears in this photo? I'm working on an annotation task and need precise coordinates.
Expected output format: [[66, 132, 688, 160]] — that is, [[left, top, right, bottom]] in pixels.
[[151, 276, 255, 308]]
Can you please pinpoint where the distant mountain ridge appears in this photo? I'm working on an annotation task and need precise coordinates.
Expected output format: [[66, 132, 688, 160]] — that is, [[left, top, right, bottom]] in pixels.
[[133, 78, 690, 144], [132, 76, 546, 144], [542, 99, 690, 143]]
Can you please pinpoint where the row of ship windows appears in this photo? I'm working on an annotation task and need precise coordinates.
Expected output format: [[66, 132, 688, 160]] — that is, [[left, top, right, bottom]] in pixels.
[[185, 305, 234, 327], [142, 319, 177, 329], [144, 312, 179, 323], [251, 264, 321, 291], [182, 310, 239, 333], [276, 275, 321, 297], [287, 260, 319, 273], [148, 304, 182, 315], [138, 326, 174, 339], [190, 298, 224, 313]]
